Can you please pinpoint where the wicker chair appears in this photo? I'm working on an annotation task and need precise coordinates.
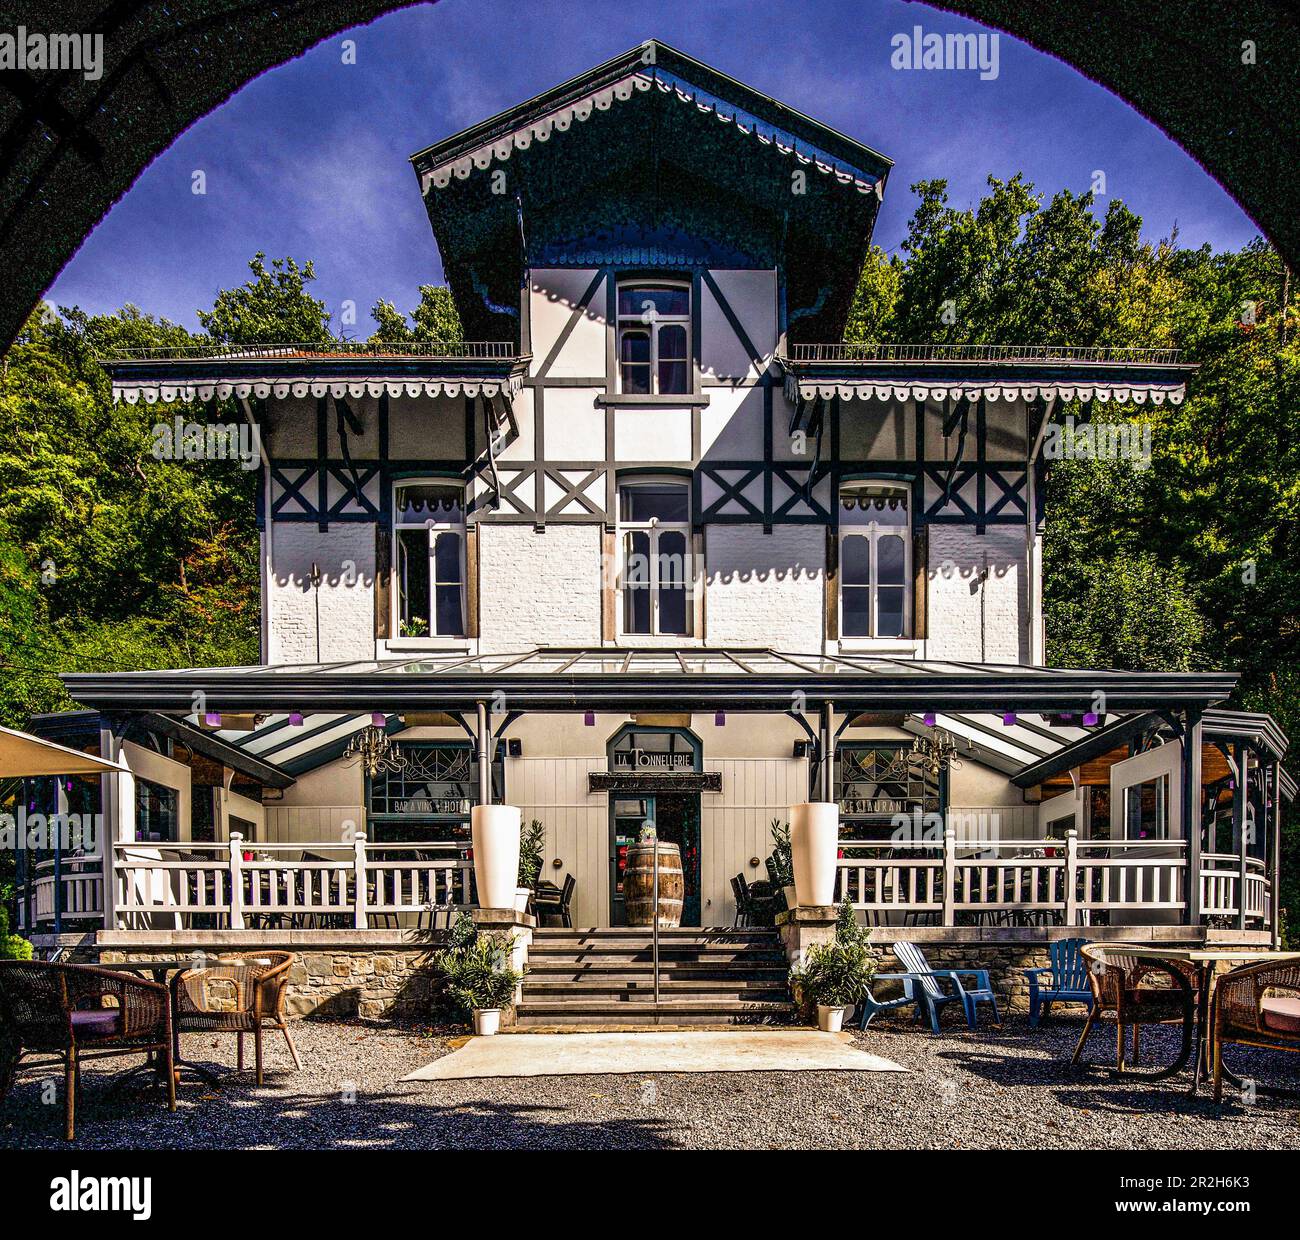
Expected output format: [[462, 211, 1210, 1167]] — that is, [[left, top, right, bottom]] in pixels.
[[1073, 944, 1198, 1075], [1211, 957, 1300, 1101], [170, 951, 301, 1085], [0, 961, 175, 1140]]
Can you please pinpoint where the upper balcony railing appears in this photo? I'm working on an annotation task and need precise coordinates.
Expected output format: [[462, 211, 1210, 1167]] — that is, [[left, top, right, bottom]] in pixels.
[[103, 341, 517, 362], [785, 343, 1183, 365]]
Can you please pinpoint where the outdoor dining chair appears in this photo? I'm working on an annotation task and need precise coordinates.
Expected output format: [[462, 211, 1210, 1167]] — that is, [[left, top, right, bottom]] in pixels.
[[532, 873, 575, 927], [0, 961, 175, 1140], [1073, 944, 1198, 1076], [1211, 956, 1300, 1101], [170, 951, 301, 1086], [1025, 937, 1094, 1026]]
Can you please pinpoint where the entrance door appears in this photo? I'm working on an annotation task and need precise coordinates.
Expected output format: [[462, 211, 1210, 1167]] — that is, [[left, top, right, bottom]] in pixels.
[[610, 793, 701, 926]]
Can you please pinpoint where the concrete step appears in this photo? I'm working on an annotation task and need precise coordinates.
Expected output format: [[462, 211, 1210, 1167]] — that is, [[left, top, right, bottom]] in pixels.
[[515, 998, 796, 1027], [522, 978, 791, 998], [525, 962, 790, 983], [528, 942, 786, 961]]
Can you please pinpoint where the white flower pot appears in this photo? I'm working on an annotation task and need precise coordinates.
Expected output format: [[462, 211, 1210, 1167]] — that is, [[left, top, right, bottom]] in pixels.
[[790, 802, 839, 907], [471, 804, 522, 909], [514, 887, 531, 914], [817, 1004, 845, 1033], [472, 1008, 501, 1036], [783, 884, 799, 911]]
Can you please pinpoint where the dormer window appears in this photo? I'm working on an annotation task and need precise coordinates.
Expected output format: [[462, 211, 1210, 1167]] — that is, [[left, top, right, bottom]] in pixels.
[[394, 481, 466, 638], [617, 282, 690, 395], [839, 484, 910, 639]]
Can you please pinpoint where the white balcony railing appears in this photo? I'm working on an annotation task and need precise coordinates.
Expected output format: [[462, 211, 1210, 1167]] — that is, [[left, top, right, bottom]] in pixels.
[[111, 834, 471, 929]]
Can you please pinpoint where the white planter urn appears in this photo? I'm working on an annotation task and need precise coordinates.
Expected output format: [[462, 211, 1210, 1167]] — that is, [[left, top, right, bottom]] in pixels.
[[817, 1004, 846, 1033], [514, 887, 531, 914], [473, 1008, 501, 1036], [790, 801, 839, 907], [471, 804, 522, 910]]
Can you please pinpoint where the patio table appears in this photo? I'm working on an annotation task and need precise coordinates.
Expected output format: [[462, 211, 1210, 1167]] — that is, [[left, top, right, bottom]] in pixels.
[[1107, 946, 1300, 1094]]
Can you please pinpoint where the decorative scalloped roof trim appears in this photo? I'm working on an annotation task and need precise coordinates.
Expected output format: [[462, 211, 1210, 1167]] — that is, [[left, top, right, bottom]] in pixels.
[[421, 69, 884, 199], [783, 377, 1186, 406], [112, 374, 524, 405]]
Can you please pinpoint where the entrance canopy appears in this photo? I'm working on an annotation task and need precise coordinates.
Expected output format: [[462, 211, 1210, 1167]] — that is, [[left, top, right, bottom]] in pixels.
[[63, 647, 1238, 716]]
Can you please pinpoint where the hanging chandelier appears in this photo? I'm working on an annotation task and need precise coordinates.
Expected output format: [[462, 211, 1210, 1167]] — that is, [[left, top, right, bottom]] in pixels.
[[344, 725, 409, 777], [909, 727, 966, 778]]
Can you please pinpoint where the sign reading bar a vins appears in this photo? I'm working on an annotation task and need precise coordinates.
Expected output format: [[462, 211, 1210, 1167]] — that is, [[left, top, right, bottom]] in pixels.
[[396, 797, 471, 815]]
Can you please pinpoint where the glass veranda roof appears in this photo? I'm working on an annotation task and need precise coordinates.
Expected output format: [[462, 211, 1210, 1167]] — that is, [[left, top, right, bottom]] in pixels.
[[62, 647, 1239, 717]]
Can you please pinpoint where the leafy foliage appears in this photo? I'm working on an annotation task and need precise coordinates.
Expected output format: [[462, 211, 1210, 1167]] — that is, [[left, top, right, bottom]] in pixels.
[[369, 285, 464, 344], [198, 253, 332, 345], [518, 818, 546, 888], [434, 915, 523, 1017]]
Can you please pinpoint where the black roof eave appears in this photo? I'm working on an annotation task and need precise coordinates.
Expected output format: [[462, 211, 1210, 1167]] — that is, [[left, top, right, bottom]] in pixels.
[[782, 360, 1199, 387], [61, 669, 1238, 717], [409, 40, 893, 183]]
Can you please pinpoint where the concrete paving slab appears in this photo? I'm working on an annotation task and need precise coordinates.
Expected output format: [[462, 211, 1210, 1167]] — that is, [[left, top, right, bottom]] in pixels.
[[403, 1029, 906, 1080]]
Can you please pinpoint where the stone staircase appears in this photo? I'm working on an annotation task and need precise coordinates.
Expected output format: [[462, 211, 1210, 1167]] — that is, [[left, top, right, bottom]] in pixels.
[[516, 926, 795, 1027]]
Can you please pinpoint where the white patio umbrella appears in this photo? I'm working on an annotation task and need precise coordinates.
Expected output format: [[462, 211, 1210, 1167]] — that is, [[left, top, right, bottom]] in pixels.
[[0, 724, 121, 778]]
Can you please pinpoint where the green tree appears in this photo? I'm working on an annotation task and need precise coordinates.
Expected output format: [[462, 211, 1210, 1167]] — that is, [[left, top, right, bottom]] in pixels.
[[198, 253, 332, 345]]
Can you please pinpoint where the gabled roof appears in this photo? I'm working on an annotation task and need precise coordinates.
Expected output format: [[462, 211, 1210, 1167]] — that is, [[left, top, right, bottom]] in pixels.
[[409, 41, 892, 344]]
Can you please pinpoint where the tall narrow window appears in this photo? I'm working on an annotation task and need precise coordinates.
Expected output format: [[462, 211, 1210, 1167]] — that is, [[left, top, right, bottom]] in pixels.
[[839, 484, 910, 639], [617, 283, 691, 395], [619, 480, 691, 636], [394, 482, 466, 638]]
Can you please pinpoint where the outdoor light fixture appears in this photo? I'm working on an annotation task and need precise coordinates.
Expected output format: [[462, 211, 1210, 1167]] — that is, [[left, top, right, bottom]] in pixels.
[[714, 710, 726, 726], [1082, 711, 1099, 726], [923, 712, 936, 727], [288, 712, 304, 726], [344, 725, 408, 778], [1002, 712, 1018, 726], [203, 711, 221, 728], [909, 727, 966, 778], [371, 712, 386, 727], [584, 710, 596, 726]]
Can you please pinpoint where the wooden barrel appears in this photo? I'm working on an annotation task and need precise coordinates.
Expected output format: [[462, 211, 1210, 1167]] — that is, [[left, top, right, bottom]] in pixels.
[[623, 841, 684, 927]]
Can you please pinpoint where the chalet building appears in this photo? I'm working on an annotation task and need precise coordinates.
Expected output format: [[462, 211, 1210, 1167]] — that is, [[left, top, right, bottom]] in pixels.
[[16, 44, 1291, 1012]]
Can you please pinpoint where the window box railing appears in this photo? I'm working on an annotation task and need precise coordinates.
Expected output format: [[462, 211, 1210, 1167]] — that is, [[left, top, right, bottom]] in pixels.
[[784, 343, 1183, 366], [102, 341, 517, 362]]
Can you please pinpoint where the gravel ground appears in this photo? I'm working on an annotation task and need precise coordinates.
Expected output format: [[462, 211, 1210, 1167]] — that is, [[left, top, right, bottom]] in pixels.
[[2, 1015, 1298, 1150]]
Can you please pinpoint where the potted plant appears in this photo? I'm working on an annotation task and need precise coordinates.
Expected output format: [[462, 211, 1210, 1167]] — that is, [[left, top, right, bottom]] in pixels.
[[789, 899, 875, 1032], [768, 817, 797, 911], [789, 801, 839, 907], [435, 915, 523, 1036], [516, 818, 546, 913], [470, 803, 522, 909]]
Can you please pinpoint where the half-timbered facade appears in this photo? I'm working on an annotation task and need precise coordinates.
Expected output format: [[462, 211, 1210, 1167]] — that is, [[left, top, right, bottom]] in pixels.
[[20, 42, 1289, 954]]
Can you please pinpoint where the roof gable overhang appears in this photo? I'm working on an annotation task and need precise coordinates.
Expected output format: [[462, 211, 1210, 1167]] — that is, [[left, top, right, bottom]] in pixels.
[[411, 42, 892, 344]]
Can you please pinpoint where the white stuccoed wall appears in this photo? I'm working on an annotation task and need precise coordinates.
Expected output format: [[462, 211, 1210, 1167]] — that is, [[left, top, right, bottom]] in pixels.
[[477, 524, 603, 650], [704, 525, 824, 648], [926, 526, 1028, 664], [267, 524, 376, 663]]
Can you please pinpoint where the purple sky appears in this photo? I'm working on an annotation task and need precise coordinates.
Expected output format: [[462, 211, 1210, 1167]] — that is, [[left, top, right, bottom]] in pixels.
[[47, 0, 1260, 333]]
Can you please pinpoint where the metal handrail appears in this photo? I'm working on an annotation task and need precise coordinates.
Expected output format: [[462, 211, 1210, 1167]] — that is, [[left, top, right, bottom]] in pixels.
[[783, 343, 1183, 365], [102, 341, 517, 362]]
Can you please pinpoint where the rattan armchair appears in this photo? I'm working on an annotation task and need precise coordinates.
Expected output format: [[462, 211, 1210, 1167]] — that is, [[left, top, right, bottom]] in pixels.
[[1211, 957, 1300, 1101], [171, 950, 301, 1085], [1073, 945, 1198, 1075], [0, 961, 175, 1139]]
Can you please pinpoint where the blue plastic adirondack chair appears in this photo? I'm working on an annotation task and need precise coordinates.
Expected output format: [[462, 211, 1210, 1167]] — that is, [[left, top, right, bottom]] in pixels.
[[857, 971, 922, 1030], [892, 940, 1001, 1033], [1024, 937, 1094, 1027]]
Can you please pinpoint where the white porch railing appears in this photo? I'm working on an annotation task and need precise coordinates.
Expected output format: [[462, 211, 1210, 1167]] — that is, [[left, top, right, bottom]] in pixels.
[[16, 863, 104, 930], [111, 834, 472, 929], [835, 829, 1213, 924], [1200, 853, 1270, 921]]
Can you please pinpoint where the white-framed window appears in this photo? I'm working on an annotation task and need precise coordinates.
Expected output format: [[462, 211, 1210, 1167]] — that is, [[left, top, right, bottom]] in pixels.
[[618, 479, 691, 636], [1124, 773, 1170, 841], [839, 483, 910, 639], [617, 281, 691, 395], [393, 480, 466, 638]]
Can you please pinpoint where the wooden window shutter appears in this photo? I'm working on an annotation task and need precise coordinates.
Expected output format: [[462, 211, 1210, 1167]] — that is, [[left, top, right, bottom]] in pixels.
[[824, 525, 839, 641], [465, 526, 479, 639], [912, 525, 928, 640], [374, 525, 391, 639], [601, 529, 616, 642]]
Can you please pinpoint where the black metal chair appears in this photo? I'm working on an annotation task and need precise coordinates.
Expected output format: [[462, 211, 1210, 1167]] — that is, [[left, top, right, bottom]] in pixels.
[[531, 873, 575, 927], [731, 874, 754, 927]]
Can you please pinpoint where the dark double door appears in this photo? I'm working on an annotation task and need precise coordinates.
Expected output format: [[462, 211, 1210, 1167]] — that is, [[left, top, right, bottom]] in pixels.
[[610, 792, 701, 926]]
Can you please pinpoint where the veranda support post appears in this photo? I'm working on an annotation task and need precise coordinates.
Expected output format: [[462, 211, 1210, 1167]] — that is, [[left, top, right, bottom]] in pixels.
[[353, 833, 368, 929], [1234, 742, 1248, 931], [228, 832, 245, 930], [942, 827, 956, 924], [1181, 710, 1203, 924], [1064, 829, 1079, 925]]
